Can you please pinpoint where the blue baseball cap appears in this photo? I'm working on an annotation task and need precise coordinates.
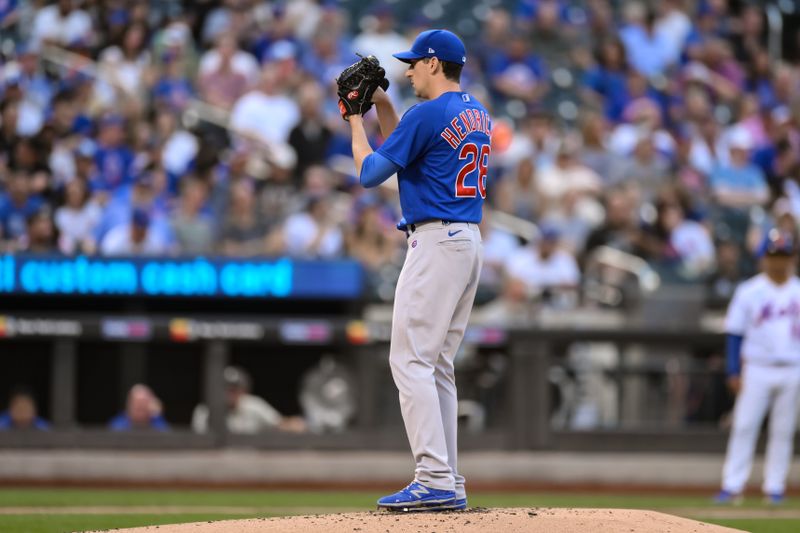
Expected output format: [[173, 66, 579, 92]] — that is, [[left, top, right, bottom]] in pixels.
[[758, 229, 795, 257], [393, 29, 467, 66]]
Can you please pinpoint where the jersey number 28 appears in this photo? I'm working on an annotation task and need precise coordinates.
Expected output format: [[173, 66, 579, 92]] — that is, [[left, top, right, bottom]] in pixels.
[[455, 143, 489, 199]]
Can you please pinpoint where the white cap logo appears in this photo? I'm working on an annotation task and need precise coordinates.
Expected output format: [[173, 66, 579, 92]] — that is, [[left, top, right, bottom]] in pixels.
[[462, 56, 466, 62], [428, 47, 435, 53]]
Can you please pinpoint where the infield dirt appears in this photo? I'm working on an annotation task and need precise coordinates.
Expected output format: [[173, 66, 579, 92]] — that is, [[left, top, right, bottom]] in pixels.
[[93, 507, 745, 532]]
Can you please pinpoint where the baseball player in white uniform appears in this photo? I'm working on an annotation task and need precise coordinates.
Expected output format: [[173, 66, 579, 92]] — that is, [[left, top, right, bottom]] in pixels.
[[716, 229, 800, 505]]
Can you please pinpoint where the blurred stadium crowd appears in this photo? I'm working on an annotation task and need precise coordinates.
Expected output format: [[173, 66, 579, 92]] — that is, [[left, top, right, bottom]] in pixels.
[[1, 0, 799, 308]]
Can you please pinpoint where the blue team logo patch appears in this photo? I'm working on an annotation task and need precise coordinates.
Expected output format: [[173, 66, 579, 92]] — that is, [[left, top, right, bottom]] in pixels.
[[462, 94, 470, 102]]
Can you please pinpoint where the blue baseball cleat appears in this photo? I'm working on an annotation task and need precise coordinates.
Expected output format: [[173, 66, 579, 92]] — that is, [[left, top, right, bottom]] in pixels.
[[764, 493, 784, 505], [713, 490, 743, 505], [377, 481, 456, 511], [453, 497, 468, 510]]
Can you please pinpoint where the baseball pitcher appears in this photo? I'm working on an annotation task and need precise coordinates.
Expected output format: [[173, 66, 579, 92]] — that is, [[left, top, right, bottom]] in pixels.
[[337, 29, 489, 511]]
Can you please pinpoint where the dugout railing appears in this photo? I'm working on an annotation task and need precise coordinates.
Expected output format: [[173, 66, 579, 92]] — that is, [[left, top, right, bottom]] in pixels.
[[0, 312, 769, 453]]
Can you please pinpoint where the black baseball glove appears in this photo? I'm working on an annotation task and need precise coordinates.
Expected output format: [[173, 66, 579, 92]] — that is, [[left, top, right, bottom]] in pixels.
[[336, 54, 390, 120]]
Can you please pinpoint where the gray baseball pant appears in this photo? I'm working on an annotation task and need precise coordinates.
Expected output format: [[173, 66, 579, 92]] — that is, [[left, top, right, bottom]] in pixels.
[[389, 220, 483, 499]]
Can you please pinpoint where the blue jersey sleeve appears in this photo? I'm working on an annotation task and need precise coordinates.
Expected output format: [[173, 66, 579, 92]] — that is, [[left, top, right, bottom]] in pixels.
[[376, 105, 434, 170], [726, 334, 743, 377], [360, 152, 401, 188]]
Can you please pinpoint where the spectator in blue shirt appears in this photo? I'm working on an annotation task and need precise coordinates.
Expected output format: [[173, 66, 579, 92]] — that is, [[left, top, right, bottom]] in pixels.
[[582, 38, 630, 123], [93, 114, 134, 191], [618, 4, 673, 78], [0, 171, 44, 247], [152, 52, 194, 112], [109, 384, 169, 431], [488, 34, 548, 105], [0, 0, 19, 33], [0, 387, 50, 431], [710, 127, 769, 210]]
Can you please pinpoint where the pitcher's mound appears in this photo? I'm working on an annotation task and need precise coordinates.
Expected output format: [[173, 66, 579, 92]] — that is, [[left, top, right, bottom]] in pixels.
[[110, 507, 744, 532]]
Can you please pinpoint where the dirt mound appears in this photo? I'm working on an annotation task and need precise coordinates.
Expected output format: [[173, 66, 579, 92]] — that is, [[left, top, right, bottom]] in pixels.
[[100, 507, 744, 532]]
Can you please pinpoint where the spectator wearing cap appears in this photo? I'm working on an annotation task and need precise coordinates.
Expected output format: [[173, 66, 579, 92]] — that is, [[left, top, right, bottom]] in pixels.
[[0, 171, 44, 250], [55, 178, 101, 255], [151, 20, 198, 80], [0, 387, 50, 431], [94, 114, 135, 191], [152, 50, 194, 112], [264, 40, 301, 88], [109, 384, 169, 431], [504, 225, 581, 302], [13, 42, 53, 114], [100, 206, 170, 256], [747, 198, 799, 259], [94, 169, 169, 245], [710, 127, 769, 210], [191, 366, 306, 435]]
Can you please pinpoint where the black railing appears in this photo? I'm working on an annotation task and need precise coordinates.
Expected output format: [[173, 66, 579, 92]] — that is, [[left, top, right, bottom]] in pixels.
[[0, 312, 751, 452]]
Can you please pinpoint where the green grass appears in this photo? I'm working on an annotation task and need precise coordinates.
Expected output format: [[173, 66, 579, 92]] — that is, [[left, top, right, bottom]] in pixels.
[[4, 488, 799, 510], [0, 489, 798, 533], [0, 514, 253, 533]]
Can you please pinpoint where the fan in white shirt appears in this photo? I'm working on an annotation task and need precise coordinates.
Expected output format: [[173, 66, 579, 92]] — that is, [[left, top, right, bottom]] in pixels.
[[504, 226, 580, 296]]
